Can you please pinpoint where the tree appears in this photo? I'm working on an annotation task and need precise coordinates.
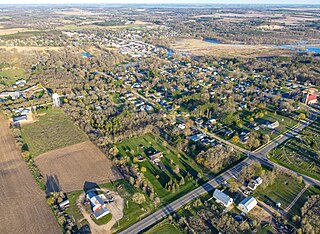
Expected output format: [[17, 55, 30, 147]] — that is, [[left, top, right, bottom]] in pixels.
[[132, 193, 146, 205], [173, 165, 180, 174], [140, 167, 147, 173], [231, 135, 240, 144], [299, 113, 306, 120], [154, 197, 160, 207], [179, 177, 185, 185]]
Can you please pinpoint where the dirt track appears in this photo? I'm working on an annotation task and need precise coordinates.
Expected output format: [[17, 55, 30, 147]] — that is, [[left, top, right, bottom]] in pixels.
[[0, 114, 60, 234], [35, 141, 123, 193]]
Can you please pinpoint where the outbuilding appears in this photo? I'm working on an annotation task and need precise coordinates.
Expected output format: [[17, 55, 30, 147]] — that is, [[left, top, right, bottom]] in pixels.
[[238, 196, 257, 213]]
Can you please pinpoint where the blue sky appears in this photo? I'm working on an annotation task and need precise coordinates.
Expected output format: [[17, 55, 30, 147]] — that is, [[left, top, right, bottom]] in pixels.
[[0, 0, 319, 4]]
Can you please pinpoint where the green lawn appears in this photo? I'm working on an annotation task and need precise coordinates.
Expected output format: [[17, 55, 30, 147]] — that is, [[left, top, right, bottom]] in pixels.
[[145, 223, 183, 234], [0, 67, 26, 86], [254, 173, 305, 209], [288, 186, 320, 218], [116, 133, 205, 203], [269, 118, 320, 181], [93, 213, 112, 225], [21, 108, 88, 156], [65, 190, 88, 229]]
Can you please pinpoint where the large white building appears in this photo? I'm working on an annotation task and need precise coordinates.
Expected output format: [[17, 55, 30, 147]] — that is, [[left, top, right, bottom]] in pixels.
[[212, 189, 233, 207], [52, 93, 61, 107], [86, 192, 110, 220], [238, 196, 257, 213]]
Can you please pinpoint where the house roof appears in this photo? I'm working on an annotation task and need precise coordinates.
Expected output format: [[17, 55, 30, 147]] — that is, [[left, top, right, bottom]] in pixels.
[[213, 189, 233, 206], [239, 196, 257, 212], [308, 94, 317, 101]]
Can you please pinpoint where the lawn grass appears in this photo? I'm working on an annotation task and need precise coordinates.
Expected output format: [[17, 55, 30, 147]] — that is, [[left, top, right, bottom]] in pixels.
[[288, 186, 320, 218], [21, 108, 88, 156], [0, 67, 25, 86], [65, 190, 86, 227], [145, 223, 183, 234], [254, 173, 305, 209], [92, 213, 112, 225], [116, 133, 205, 203]]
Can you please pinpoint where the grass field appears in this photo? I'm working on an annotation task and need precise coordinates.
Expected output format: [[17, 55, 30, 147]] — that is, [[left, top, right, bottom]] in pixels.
[[171, 39, 294, 58], [0, 67, 25, 85], [254, 173, 305, 209], [117, 133, 205, 203], [145, 223, 183, 234], [269, 118, 320, 181], [21, 108, 88, 156]]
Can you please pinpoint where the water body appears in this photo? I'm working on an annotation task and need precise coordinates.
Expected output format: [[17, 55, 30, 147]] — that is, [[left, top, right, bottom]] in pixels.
[[204, 38, 221, 44], [279, 45, 320, 54]]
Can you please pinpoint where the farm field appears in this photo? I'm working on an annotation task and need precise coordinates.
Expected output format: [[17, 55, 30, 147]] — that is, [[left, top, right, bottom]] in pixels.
[[116, 133, 205, 203], [254, 173, 305, 209], [269, 118, 320, 181], [0, 114, 60, 234], [21, 108, 88, 157], [34, 141, 123, 193], [171, 39, 294, 58]]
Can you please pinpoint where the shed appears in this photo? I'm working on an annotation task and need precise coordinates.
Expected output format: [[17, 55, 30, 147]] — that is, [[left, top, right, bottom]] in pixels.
[[238, 196, 257, 213]]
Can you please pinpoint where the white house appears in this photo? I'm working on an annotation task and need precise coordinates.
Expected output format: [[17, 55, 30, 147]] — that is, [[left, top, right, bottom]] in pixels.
[[86, 192, 110, 219], [212, 189, 233, 207], [248, 177, 263, 191], [238, 196, 257, 213], [266, 121, 279, 129]]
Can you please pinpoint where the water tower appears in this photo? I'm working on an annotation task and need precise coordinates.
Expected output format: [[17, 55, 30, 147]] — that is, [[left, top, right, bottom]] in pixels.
[[52, 93, 61, 107]]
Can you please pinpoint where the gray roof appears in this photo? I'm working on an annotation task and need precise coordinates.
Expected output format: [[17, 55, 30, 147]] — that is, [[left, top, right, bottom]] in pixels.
[[213, 189, 233, 206]]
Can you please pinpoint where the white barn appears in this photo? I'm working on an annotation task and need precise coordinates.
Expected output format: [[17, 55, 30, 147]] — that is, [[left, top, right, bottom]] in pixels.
[[238, 196, 257, 213]]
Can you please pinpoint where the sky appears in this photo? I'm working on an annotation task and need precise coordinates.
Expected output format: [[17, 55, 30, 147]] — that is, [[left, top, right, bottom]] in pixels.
[[0, 0, 319, 4]]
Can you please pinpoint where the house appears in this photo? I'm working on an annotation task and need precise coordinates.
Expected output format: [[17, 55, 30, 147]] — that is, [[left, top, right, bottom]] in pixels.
[[149, 151, 163, 163], [238, 196, 258, 213], [13, 115, 28, 123], [58, 199, 70, 209], [208, 118, 217, 125], [212, 189, 233, 207], [306, 94, 318, 105], [248, 177, 263, 190], [86, 192, 110, 220], [266, 121, 279, 129]]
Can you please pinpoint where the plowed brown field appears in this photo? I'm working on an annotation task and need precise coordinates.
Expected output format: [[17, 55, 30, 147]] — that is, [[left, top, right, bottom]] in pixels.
[[0, 114, 60, 234], [35, 141, 122, 193]]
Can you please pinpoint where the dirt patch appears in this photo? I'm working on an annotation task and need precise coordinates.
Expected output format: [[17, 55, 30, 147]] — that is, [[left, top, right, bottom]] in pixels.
[[0, 114, 60, 234], [34, 141, 123, 193]]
